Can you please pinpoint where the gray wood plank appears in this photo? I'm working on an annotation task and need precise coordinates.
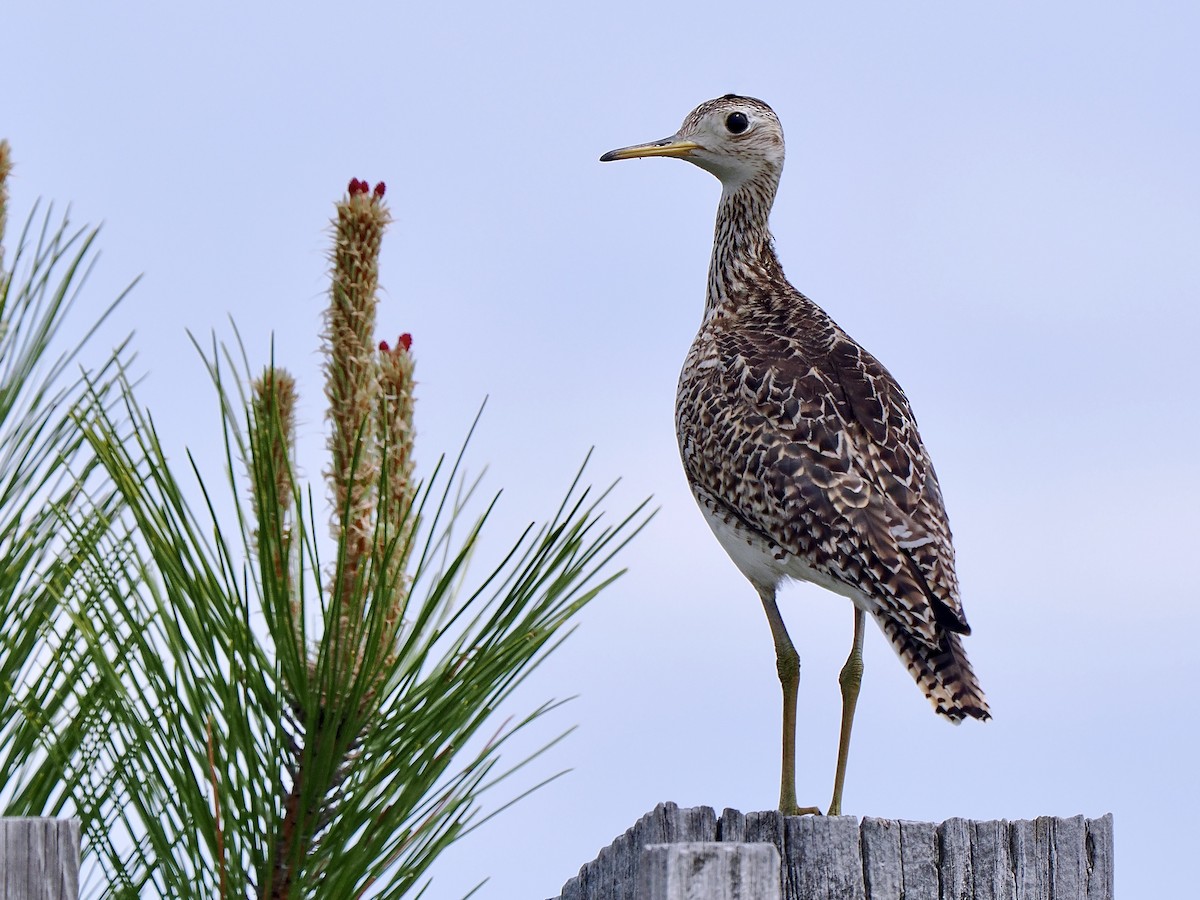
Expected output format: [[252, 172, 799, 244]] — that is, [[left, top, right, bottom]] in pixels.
[[1050, 816, 1088, 900], [1009, 818, 1041, 900], [860, 817, 901, 900], [969, 819, 1016, 900], [638, 843, 780, 900], [741, 811, 788, 897], [0, 819, 80, 900], [1085, 814, 1114, 900], [939, 817, 973, 900], [786, 815, 864, 900], [717, 808, 747, 843], [898, 820, 939, 900]]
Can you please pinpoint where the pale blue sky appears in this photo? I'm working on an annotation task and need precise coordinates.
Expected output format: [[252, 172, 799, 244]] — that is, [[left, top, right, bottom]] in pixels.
[[6, 2, 1198, 897]]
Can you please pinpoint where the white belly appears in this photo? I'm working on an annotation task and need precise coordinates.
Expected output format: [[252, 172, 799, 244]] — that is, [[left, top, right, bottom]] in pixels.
[[698, 501, 876, 614]]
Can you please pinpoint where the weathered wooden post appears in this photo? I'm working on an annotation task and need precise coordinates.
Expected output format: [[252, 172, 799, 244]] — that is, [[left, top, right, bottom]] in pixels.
[[550, 803, 1114, 900], [0, 819, 80, 900], [638, 843, 781, 900]]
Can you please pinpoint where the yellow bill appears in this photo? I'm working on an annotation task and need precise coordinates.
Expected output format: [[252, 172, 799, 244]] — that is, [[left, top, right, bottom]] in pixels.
[[600, 137, 702, 162]]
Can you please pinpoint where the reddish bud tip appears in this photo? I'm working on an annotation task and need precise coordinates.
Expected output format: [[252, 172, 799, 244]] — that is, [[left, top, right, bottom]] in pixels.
[[379, 340, 390, 352], [374, 181, 386, 198], [399, 333, 412, 351]]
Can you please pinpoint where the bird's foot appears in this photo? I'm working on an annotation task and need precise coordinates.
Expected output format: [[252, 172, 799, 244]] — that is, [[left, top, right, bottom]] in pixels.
[[780, 802, 822, 816]]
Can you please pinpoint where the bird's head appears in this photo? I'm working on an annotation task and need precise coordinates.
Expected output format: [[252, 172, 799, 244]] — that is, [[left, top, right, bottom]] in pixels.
[[600, 94, 785, 190]]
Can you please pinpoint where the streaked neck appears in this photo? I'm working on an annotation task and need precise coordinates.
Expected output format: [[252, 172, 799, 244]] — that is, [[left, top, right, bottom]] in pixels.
[[705, 174, 782, 322]]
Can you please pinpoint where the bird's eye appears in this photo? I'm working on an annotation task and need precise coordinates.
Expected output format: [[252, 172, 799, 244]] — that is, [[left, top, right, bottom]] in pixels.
[[725, 112, 750, 134]]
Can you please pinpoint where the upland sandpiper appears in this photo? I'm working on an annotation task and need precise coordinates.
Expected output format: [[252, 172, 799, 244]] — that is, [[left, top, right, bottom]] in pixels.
[[601, 95, 989, 816]]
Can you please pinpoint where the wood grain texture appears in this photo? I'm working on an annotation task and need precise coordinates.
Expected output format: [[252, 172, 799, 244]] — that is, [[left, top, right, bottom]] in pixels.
[[550, 804, 1114, 900], [0, 819, 80, 900], [556, 804, 719, 900], [637, 843, 780, 900], [897, 819, 938, 899], [859, 818, 901, 898], [787, 815, 863, 900]]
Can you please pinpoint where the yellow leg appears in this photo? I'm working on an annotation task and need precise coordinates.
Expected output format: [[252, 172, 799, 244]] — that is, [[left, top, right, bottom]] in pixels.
[[757, 585, 820, 816], [828, 607, 865, 816]]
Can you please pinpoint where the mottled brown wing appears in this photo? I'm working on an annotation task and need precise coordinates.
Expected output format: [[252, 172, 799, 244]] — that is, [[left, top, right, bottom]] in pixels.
[[678, 308, 968, 650]]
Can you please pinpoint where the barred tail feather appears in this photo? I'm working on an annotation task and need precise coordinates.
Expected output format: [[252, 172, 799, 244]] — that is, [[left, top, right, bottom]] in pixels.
[[877, 614, 991, 722]]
